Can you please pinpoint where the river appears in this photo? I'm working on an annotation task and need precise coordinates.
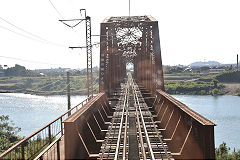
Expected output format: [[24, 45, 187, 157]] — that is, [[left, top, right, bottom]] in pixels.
[[0, 93, 239, 150], [173, 95, 240, 150], [0, 93, 87, 137]]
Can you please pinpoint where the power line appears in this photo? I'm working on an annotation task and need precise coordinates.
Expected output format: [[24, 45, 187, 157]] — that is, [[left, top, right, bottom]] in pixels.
[[60, 9, 94, 98], [0, 16, 48, 43], [0, 17, 67, 48], [0, 55, 63, 66], [0, 25, 46, 44], [48, 0, 64, 19], [69, 35, 120, 49], [47, 1, 82, 38]]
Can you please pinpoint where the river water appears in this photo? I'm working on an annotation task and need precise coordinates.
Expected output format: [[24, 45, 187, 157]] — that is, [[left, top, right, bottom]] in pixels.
[[173, 95, 240, 150], [0, 93, 87, 137], [0, 93, 239, 150]]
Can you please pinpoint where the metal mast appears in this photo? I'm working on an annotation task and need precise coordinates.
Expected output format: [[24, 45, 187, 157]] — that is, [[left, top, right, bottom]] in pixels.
[[85, 16, 93, 97], [59, 9, 93, 98]]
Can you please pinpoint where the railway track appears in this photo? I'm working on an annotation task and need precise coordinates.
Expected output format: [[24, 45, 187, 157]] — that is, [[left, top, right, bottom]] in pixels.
[[99, 73, 173, 160]]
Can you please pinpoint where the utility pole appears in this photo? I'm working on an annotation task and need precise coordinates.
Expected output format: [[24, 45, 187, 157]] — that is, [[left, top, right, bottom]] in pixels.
[[60, 9, 93, 98], [237, 54, 239, 70], [67, 71, 71, 116], [129, 0, 131, 17]]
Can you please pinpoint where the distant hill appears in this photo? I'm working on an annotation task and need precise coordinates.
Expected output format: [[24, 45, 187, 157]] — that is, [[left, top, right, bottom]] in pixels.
[[190, 61, 221, 67]]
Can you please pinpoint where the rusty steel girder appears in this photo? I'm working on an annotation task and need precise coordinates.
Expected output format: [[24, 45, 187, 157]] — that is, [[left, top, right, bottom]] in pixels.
[[99, 16, 164, 96], [153, 90, 216, 159], [64, 93, 111, 159]]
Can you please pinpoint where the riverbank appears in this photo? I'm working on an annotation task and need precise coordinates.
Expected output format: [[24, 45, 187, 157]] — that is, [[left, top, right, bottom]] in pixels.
[[165, 71, 240, 96], [1, 71, 240, 96], [222, 83, 240, 95], [0, 75, 98, 96], [165, 77, 226, 95], [166, 82, 240, 96]]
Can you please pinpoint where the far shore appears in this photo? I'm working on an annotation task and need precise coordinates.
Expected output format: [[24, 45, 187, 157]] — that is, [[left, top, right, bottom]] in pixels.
[[1, 86, 239, 96]]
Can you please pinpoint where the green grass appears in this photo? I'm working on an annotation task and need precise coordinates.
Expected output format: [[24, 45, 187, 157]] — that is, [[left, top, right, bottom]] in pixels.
[[165, 75, 225, 95], [164, 70, 240, 95], [0, 73, 99, 95]]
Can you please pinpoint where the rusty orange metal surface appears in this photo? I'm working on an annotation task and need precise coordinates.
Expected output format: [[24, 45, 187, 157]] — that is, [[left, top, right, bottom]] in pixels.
[[153, 90, 215, 159], [64, 93, 111, 159], [99, 16, 164, 96]]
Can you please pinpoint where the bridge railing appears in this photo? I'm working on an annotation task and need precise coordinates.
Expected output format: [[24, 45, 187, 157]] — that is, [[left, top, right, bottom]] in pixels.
[[0, 96, 93, 160]]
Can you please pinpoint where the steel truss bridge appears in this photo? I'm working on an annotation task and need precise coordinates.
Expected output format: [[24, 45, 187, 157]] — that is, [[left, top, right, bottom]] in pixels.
[[0, 15, 215, 160]]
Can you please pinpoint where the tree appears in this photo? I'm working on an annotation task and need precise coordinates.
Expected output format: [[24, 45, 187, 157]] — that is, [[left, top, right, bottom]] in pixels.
[[5, 64, 27, 76], [215, 142, 240, 160], [5, 64, 40, 77], [0, 115, 21, 154], [232, 148, 240, 159]]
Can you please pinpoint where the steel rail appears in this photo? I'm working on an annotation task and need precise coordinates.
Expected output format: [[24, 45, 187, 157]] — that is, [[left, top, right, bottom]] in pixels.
[[114, 79, 129, 160], [100, 102, 122, 159], [99, 86, 126, 159], [122, 89, 129, 160], [100, 74, 173, 159], [131, 80, 155, 160], [133, 96, 147, 160], [128, 75, 147, 160], [135, 85, 172, 159]]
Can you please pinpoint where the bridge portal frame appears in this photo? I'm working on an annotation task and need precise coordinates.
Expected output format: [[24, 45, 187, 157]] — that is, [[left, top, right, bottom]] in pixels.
[[99, 15, 164, 96]]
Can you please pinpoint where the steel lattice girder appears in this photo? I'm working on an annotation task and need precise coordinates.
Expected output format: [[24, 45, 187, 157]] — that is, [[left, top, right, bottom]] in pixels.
[[86, 16, 93, 97], [99, 15, 164, 95]]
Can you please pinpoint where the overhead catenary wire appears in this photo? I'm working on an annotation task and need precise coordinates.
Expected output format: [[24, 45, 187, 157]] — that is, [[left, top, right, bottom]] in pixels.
[[0, 16, 51, 44], [48, 0, 64, 19], [0, 17, 67, 48], [0, 25, 47, 45], [69, 34, 120, 49], [0, 55, 64, 66], [60, 20, 84, 28]]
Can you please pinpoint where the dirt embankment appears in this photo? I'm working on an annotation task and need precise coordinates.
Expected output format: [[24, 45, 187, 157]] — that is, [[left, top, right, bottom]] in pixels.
[[223, 83, 240, 95]]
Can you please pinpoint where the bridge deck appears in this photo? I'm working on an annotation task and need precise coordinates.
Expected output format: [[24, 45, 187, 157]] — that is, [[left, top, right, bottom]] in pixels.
[[99, 73, 173, 160]]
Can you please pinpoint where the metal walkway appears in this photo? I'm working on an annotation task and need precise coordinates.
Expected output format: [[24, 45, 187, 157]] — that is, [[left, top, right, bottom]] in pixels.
[[99, 73, 173, 160]]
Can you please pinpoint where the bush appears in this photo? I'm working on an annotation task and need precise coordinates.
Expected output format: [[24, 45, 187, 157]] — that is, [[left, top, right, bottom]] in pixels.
[[215, 71, 240, 83], [210, 88, 220, 95], [0, 115, 21, 154], [199, 90, 206, 95], [165, 76, 224, 95]]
